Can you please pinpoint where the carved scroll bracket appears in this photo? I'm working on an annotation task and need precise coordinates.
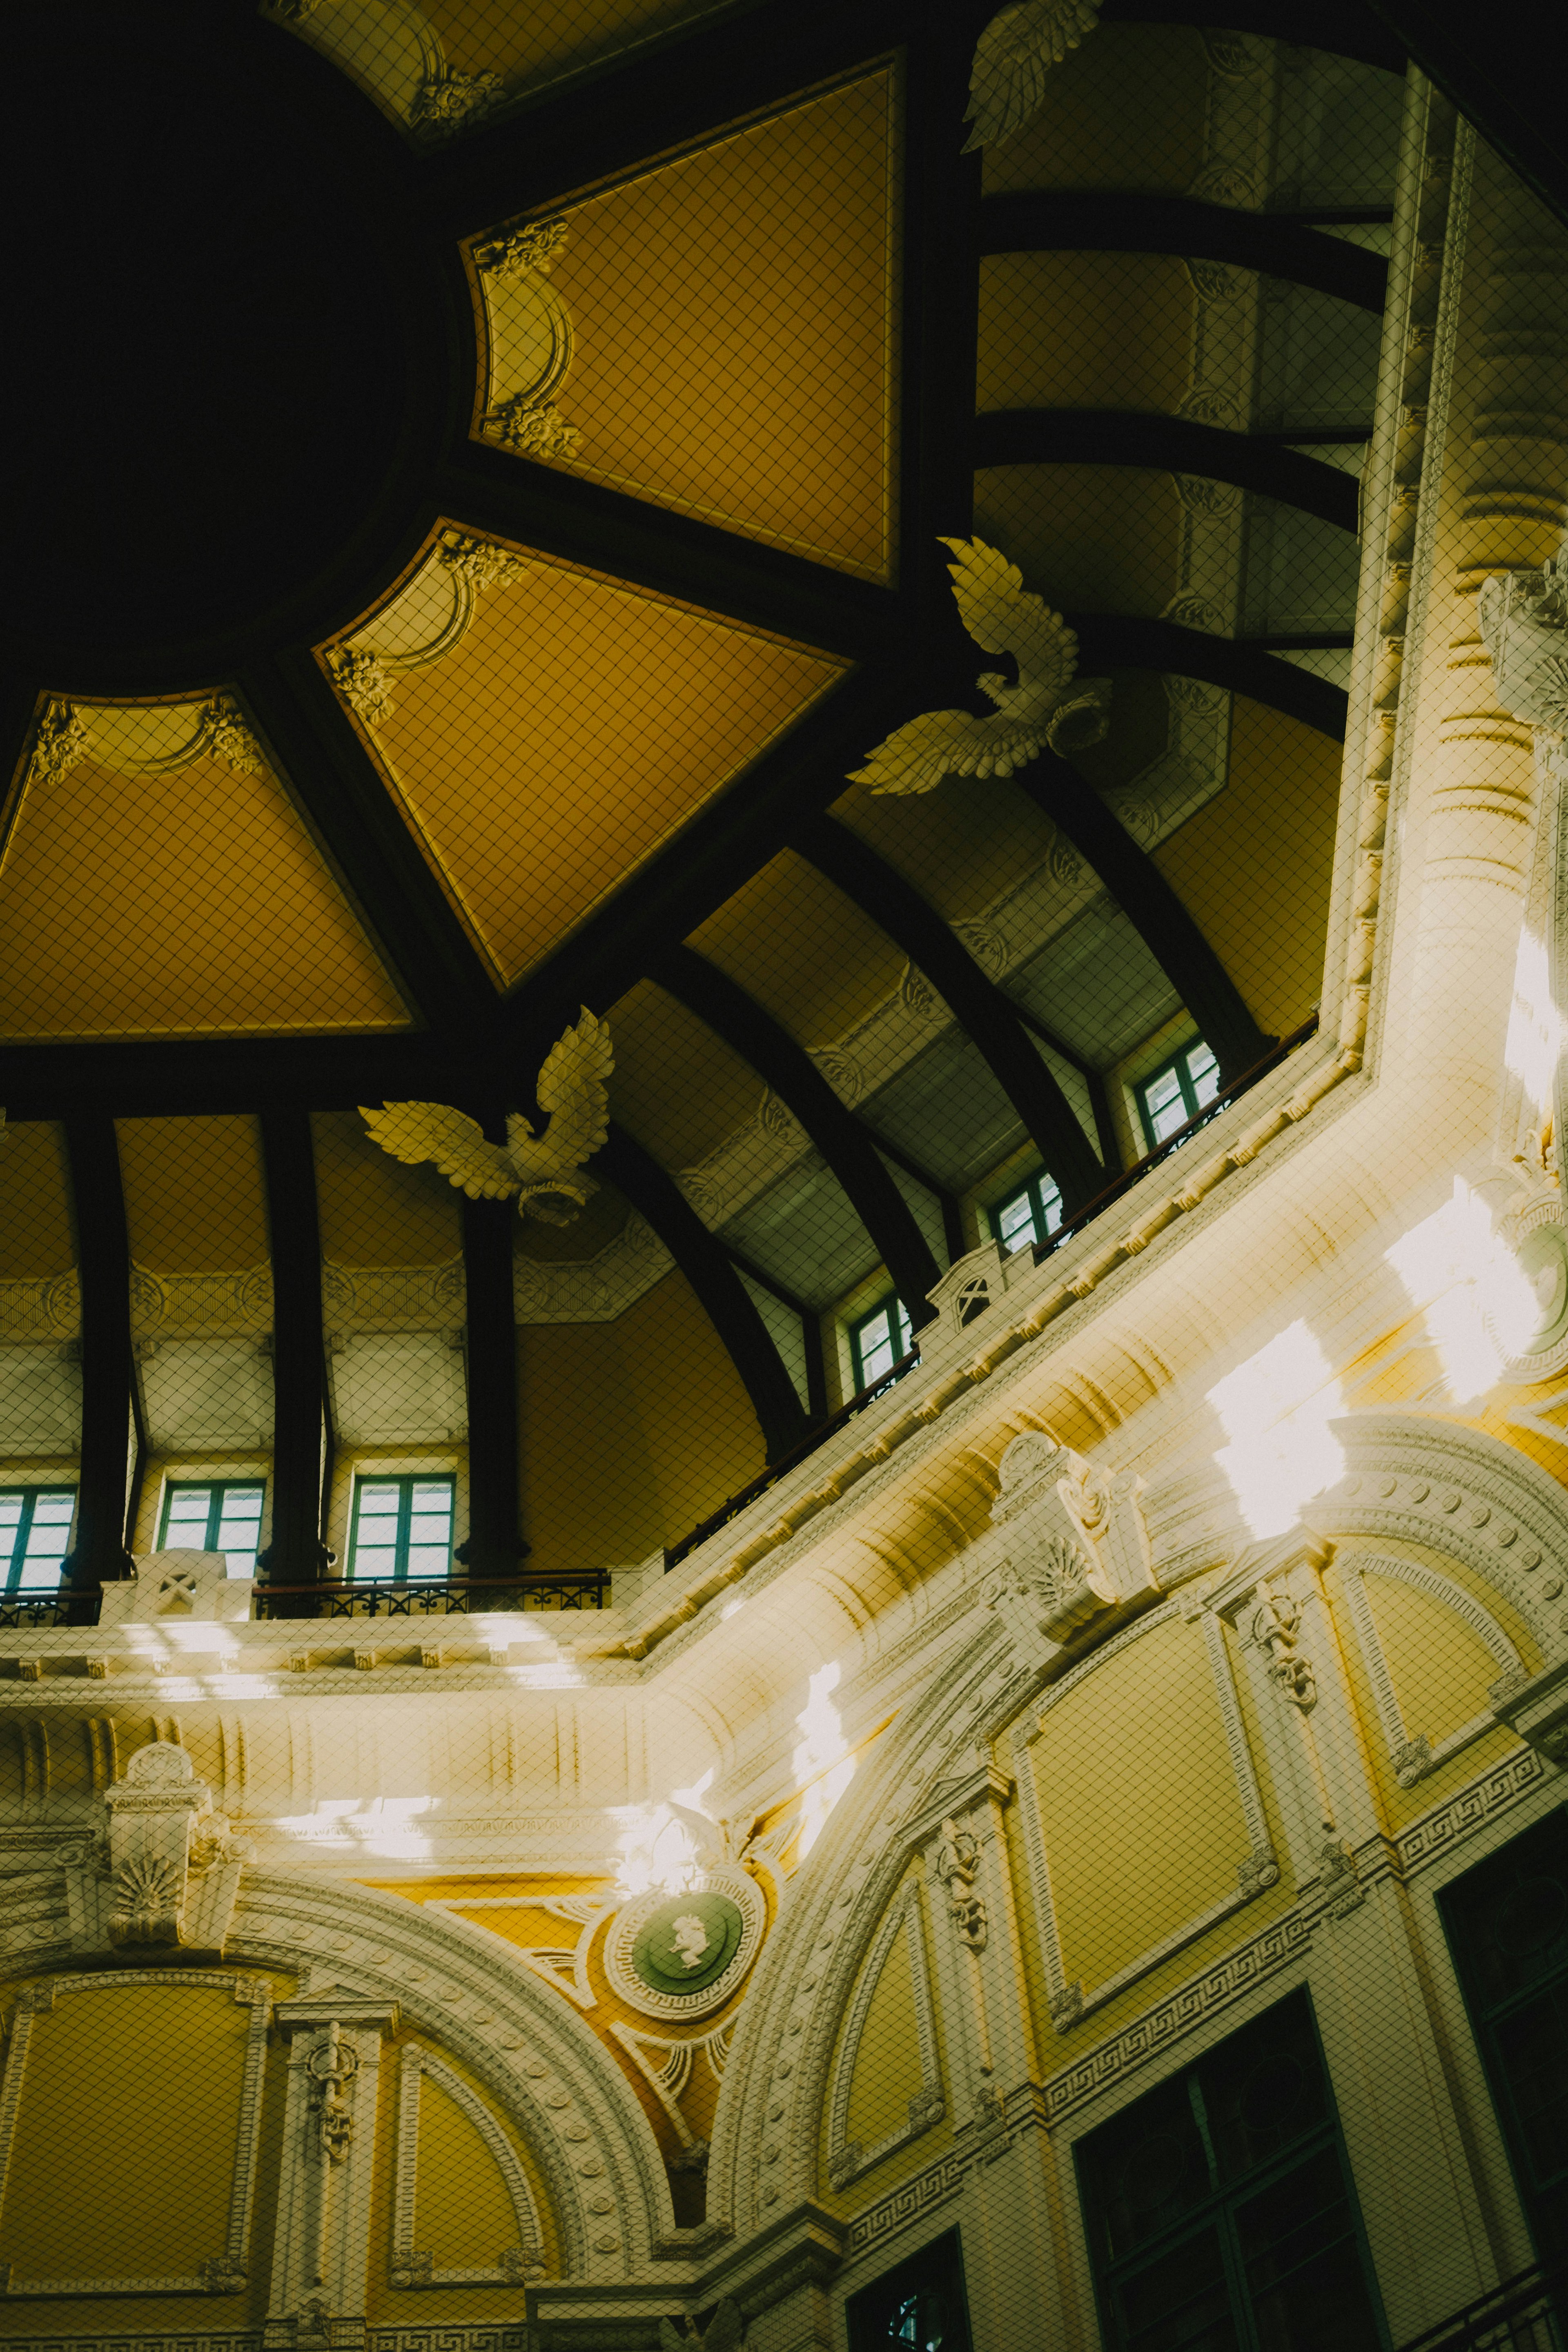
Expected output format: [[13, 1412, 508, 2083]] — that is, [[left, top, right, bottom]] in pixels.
[[984, 1431, 1158, 1664], [56, 1740, 251, 1956]]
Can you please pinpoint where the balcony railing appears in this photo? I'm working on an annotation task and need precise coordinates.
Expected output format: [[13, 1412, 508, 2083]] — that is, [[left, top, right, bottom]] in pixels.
[[1397, 2262, 1567, 2352], [0, 1572, 608, 1628], [251, 1573, 607, 1617], [0, 1590, 78, 1629]]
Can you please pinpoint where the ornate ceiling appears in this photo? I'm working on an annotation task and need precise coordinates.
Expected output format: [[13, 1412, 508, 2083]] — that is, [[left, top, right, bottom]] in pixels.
[[1, 0, 1454, 1583]]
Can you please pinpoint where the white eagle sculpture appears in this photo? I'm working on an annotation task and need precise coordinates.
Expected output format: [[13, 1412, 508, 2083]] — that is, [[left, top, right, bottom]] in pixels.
[[850, 537, 1111, 793], [360, 1008, 613, 1226], [964, 0, 1102, 151]]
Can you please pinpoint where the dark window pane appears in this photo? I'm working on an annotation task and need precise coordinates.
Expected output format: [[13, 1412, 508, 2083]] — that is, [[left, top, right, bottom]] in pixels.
[[1118, 2228, 1238, 2352], [1495, 1985, 1568, 2187], [1235, 2150, 1381, 2352], [1201, 1990, 1328, 2183], [1082, 2073, 1212, 2259], [1442, 1809, 1568, 2007]]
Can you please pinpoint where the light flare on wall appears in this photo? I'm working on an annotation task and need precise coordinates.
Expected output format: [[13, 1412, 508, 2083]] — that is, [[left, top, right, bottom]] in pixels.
[[1209, 1318, 1347, 1540], [792, 1660, 854, 1862], [1505, 924, 1566, 1118], [1386, 1175, 1541, 1403], [615, 1770, 716, 1896]]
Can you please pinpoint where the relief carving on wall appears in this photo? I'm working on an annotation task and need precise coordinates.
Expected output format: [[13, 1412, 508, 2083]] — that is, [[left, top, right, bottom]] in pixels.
[[55, 1740, 251, 1956], [985, 1431, 1158, 1659]]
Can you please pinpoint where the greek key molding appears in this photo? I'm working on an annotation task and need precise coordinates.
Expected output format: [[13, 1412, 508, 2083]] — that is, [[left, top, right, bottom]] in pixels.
[[1340, 1550, 1519, 1788], [0, 1973, 270, 2296], [391, 2042, 546, 2287], [826, 1880, 943, 2190]]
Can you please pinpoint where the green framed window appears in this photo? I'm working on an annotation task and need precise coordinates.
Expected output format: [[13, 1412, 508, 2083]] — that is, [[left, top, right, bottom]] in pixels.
[[845, 2226, 972, 2352], [347, 1475, 456, 1582], [1135, 1037, 1221, 1150], [1075, 1986, 1386, 2352], [158, 1481, 265, 1576], [0, 1487, 76, 1595], [1439, 1803, 1568, 2261], [849, 1294, 913, 1393], [991, 1167, 1064, 1256]]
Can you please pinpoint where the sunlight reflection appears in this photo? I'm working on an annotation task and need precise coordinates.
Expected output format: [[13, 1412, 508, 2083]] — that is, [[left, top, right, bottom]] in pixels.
[[1386, 1175, 1539, 1401], [614, 1768, 716, 1897], [793, 1661, 853, 1862], [1506, 925, 1566, 1118], [1210, 1319, 1346, 1540]]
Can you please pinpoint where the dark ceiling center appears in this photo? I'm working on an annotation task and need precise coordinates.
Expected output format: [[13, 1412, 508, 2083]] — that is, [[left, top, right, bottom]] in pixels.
[[5, 11, 443, 682]]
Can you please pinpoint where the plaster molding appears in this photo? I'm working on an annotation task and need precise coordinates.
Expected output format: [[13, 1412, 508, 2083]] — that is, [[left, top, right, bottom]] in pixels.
[[266, 2000, 399, 2345], [321, 1260, 466, 1335], [824, 1881, 943, 2190], [222, 1869, 673, 2277], [607, 2016, 737, 2157], [1340, 1549, 1519, 1784], [512, 1213, 673, 1325], [390, 2042, 546, 2287], [27, 702, 90, 787], [56, 1739, 250, 1956], [0, 1268, 81, 1340], [602, 1866, 765, 2021], [0, 1973, 270, 2296], [1018, 1599, 1277, 2033]]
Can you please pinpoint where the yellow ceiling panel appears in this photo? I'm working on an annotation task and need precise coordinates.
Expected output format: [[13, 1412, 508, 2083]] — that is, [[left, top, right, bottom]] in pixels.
[[606, 978, 763, 1171], [0, 1122, 75, 1282], [313, 1110, 464, 1270], [980, 25, 1209, 196], [686, 850, 904, 1047], [1153, 698, 1344, 1042], [0, 702, 408, 1040], [342, 551, 847, 987], [973, 464, 1182, 616], [978, 254, 1194, 416], [117, 1118, 270, 1275], [475, 68, 899, 578], [427, 0, 734, 102]]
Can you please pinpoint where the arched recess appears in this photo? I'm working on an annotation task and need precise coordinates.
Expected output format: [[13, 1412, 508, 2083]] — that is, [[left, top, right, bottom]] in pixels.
[[0, 1869, 675, 2285], [705, 1408, 1568, 2234]]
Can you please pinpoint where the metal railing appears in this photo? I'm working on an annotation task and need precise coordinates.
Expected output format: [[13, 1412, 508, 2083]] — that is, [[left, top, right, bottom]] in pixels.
[[1397, 2263, 1567, 2352], [251, 1573, 607, 1617], [0, 1590, 80, 1629]]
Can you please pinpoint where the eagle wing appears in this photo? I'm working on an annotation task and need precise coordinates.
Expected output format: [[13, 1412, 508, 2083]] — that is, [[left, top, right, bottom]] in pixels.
[[359, 1102, 519, 1199], [509, 1007, 615, 1184], [849, 708, 1000, 794], [963, 0, 1102, 151], [940, 536, 1081, 704]]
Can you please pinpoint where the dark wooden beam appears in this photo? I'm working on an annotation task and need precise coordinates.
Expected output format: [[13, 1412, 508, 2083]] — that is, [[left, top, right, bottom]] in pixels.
[[1096, 0, 1405, 71], [975, 410, 1360, 532], [597, 1125, 808, 1462], [980, 193, 1388, 312], [1069, 615, 1350, 739], [496, 659, 947, 1061], [62, 1119, 135, 1590], [418, 0, 910, 243], [240, 651, 501, 1036], [259, 1109, 332, 1593], [858, 1126, 967, 1265], [903, 0, 983, 618], [722, 1243, 829, 1423], [434, 445, 902, 662], [651, 947, 943, 1326], [460, 1187, 526, 1575], [793, 813, 1105, 1211], [1011, 752, 1272, 1085], [0, 1035, 472, 1124]]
